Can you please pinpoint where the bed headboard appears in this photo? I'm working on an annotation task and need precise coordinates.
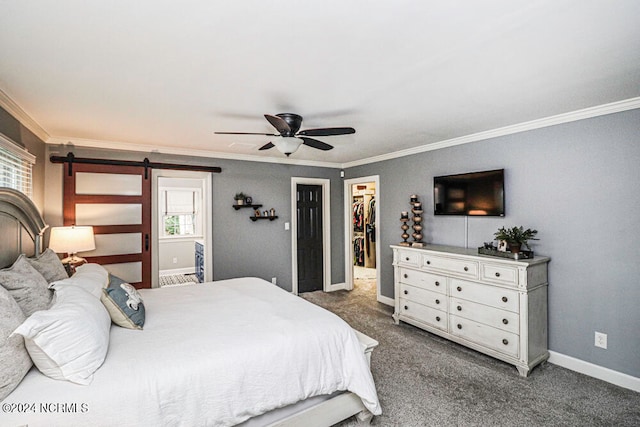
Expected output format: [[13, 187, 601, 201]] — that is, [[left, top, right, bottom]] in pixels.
[[0, 187, 48, 268]]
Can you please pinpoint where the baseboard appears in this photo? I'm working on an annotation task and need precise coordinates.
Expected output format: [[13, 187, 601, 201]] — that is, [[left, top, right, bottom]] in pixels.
[[548, 351, 640, 393], [327, 282, 347, 292], [377, 295, 394, 307], [159, 267, 195, 276]]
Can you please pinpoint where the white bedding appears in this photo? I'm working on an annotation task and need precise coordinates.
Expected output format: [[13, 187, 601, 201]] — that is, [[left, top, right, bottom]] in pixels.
[[2, 277, 381, 426]]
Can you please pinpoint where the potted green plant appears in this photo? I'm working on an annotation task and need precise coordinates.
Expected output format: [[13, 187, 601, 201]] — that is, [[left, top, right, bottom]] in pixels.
[[234, 192, 246, 206], [494, 226, 538, 253]]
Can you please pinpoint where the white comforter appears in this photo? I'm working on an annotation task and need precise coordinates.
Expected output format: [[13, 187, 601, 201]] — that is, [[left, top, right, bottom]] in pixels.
[[2, 277, 381, 426]]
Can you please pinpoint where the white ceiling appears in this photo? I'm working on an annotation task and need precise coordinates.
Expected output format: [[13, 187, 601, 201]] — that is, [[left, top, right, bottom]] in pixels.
[[1, 0, 639, 167]]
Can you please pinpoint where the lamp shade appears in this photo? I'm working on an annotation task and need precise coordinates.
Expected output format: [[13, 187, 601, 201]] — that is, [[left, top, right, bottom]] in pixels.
[[49, 226, 96, 254], [273, 137, 303, 156]]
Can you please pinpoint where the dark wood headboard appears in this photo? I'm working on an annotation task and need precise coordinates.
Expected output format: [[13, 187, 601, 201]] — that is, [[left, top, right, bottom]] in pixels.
[[0, 187, 48, 268]]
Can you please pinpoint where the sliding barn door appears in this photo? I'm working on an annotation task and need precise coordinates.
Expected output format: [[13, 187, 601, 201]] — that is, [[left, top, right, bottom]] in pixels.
[[63, 163, 151, 288]]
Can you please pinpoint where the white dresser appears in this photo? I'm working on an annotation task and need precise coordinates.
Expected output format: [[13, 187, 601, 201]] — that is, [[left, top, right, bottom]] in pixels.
[[391, 244, 550, 376]]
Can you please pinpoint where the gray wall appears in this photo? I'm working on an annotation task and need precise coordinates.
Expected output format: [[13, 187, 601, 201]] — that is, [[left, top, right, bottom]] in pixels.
[[345, 108, 640, 378], [44, 146, 345, 293]]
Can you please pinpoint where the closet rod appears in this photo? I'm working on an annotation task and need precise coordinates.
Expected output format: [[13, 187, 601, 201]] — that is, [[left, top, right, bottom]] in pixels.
[[50, 152, 222, 177]]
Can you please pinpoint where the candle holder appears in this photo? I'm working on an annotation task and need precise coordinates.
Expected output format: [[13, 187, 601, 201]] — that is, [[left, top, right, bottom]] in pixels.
[[411, 198, 425, 247], [399, 211, 410, 246]]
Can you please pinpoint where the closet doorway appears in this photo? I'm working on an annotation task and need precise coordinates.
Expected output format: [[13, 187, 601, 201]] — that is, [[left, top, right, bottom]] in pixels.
[[344, 176, 381, 302]]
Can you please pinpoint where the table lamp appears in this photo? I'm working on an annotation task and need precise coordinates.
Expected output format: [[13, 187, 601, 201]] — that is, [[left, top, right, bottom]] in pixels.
[[48, 225, 96, 263]]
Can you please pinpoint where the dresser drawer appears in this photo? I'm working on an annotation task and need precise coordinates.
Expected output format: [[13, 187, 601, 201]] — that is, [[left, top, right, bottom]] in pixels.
[[449, 298, 519, 334], [397, 250, 420, 268], [450, 315, 519, 358], [481, 263, 519, 287], [451, 279, 519, 313], [399, 298, 447, 331], [422, 254, 478, 279], [399, 268, 446, 294], [400, 284, 447, 311]]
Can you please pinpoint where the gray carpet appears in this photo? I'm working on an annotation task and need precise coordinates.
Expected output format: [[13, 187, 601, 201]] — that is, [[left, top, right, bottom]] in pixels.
[[301, 279, 640, 427]]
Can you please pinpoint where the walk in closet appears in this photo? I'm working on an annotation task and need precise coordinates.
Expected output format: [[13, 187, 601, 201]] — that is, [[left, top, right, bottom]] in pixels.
[[352, 184, 376, 270]]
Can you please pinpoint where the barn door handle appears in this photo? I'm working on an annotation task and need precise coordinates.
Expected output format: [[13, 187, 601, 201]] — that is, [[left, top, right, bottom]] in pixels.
[[145, 234, 149, 251]]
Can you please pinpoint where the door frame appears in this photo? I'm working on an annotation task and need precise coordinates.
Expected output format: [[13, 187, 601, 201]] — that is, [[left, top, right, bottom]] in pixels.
[[344, 175, 388, 305], [291, 177, 331, 295], [152, 170, 213, 288]]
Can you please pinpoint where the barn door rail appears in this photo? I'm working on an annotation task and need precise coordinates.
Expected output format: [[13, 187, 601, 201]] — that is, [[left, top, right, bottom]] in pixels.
[[50, 152, 222, 178]]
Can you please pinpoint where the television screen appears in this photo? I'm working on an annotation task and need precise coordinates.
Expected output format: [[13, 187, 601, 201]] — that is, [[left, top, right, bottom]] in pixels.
[[434, 169, 504, 216]]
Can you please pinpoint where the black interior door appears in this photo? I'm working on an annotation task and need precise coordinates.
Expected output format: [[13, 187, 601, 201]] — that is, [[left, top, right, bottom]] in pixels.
[[297, 184, 323, 293]]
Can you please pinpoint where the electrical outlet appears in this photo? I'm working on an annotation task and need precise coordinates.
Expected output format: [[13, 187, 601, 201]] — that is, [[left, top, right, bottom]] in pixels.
[[595, 331, 607, 349], [271, 277, 277, 285], [172, 257, 178, 264]]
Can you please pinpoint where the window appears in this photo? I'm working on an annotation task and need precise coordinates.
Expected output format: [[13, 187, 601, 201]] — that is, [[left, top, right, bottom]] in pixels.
[[0, 133, 35, 198], [164, 213, 195, 236], [159, 187, 202, 238]]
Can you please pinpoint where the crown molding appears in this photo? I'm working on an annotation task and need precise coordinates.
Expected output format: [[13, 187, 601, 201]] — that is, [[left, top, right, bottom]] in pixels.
[[46, 137, 343, 169], [0, 88, 50, 143], [341, 97, 640, 168], [3, 86, 638, 169]]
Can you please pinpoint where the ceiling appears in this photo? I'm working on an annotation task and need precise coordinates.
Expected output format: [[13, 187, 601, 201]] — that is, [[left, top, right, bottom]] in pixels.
[[1, 1, 639, 167]]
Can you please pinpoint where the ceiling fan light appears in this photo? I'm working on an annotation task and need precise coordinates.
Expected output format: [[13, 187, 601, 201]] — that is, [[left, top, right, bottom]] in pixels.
[[274, 137, 303, 156]]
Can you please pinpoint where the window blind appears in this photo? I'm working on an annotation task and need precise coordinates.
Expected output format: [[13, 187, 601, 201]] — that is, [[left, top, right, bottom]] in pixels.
[[164, 190, 196, 215], [0, 133, 35, 198]]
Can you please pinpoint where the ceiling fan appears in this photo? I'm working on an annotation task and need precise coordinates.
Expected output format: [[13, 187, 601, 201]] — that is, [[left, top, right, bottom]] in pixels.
[[215, 113, 355, 156]]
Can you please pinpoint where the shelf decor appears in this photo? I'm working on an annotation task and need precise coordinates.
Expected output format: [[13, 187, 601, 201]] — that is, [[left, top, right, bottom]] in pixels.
[[234, 192, 247, 206]]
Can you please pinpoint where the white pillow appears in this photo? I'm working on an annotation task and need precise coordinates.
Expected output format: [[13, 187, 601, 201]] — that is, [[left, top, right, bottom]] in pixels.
[[49, 263, 109, 299], [12, 285, 111, 385]]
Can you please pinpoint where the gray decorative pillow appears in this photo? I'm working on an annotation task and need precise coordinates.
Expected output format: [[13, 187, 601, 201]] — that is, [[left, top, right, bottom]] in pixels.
[[0, 286, 32, 401], [0, 255, 53, 317], [101, 274, 145, 330], [27, 248, 69, 283]]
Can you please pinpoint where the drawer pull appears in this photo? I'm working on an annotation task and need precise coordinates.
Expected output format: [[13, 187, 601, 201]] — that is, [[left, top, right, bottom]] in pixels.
[[426, 260, 431, 265], [457, 324, 462, 330], [436, 316, 441, 322], [464, 266, 469, 272], [405, 257, 410, 261], [404, 290, 408, 295], [435, 281, 440, 286], [502, 339, 509, 345], [457, 286, 462, 292], [495, 272, 501, 277], [435, 299, 440, 304], [404, 273, 408, 279], [457, 305, 462, 311], [404, 305, 409, 310], [502, 296, 508, 303], [502, 318, 509, 325]]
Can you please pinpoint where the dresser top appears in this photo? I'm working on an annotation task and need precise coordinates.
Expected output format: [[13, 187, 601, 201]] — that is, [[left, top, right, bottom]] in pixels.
[[391, 244, 550, 266]]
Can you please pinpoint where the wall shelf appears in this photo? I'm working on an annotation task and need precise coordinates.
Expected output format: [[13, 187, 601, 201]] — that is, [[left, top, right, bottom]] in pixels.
[[250, 216, 278, 222], [233, 204, 262, 210]]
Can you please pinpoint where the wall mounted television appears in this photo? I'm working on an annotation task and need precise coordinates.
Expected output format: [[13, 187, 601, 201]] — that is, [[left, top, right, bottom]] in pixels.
[[434, 169, 505, 216]]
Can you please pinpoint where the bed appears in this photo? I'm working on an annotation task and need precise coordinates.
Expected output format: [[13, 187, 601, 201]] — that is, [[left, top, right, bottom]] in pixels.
[[0, 187, 381, 426]]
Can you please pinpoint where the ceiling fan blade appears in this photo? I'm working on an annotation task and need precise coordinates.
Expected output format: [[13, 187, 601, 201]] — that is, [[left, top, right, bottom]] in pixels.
[[297, 127, 355, 137], [215, 131, 279, 136], [258, 142, 275, 151], [264, 114, 291, 135], [300, 137, 333, 151]]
